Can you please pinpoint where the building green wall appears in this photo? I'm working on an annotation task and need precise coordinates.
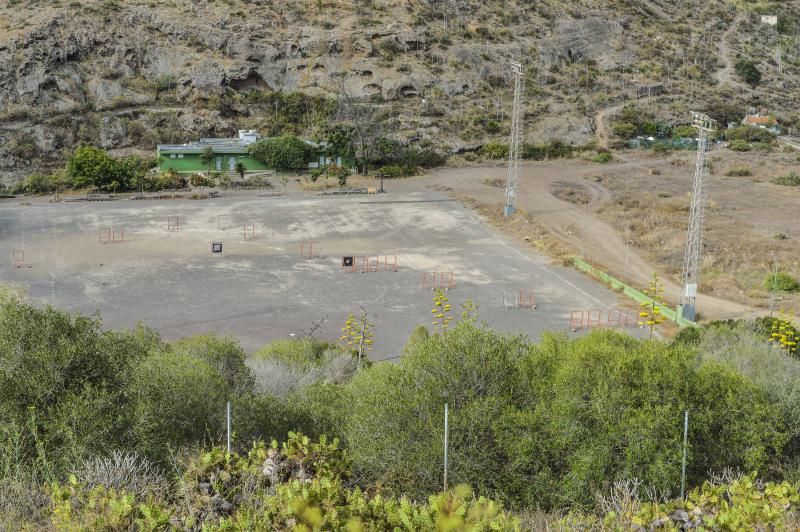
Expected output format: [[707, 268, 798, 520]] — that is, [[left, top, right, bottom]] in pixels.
[[157, 152, 271, 174]]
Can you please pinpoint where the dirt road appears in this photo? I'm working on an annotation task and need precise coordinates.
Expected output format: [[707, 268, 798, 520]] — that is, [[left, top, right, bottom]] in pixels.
[[408, 160, 758, 322]]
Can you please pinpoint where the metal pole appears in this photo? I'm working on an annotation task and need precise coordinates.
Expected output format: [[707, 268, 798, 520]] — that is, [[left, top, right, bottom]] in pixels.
[[680, 410, 689, 499], [226, 401, 232, 454], [444, 403, 449, 491]]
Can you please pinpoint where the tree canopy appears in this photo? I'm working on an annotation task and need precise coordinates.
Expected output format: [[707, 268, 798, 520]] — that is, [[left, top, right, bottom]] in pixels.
[[249, 135, 314, 170]]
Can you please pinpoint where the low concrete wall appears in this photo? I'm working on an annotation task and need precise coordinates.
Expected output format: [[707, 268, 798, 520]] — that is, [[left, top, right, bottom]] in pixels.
[[572, 257, 696, 328]]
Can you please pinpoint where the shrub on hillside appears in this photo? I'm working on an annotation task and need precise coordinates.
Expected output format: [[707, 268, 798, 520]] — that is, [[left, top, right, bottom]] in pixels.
[[773, 172, 800, 187], [765, 272, 800, 293], [480, 141, 509, 159], [591, 151, 613, 163], [735, 59, 762, 87]]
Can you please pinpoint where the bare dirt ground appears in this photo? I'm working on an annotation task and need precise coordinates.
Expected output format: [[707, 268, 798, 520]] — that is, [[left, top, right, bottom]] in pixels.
[[403, 148, 800, 322]]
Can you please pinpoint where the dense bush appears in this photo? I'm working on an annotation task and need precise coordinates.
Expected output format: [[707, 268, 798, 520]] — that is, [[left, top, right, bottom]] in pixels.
[[371, 138, 446, 171], [377, 164, 416, 177], [249, 135, 314, 171], [9, 172, 59, 195], [591, 151, 613, 163], [66, 146, 154, 191], [725, 125, 775, 145], [480, 141, 509, 159], [4, 299, 800, 525], [765, 272, 800, 292], [735, 59, 762, 87], [521, 140, 576, 160], [244, 91, 336, 136], [343, 324, 786, 509]]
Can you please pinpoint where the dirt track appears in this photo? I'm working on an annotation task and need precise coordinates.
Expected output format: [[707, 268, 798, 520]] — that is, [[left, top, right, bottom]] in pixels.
[[406, 160, 759, 322]]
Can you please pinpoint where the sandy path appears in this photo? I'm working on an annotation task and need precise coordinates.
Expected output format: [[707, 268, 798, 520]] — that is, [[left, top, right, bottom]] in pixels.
[[712, 13, 747, 89], [404, 160, 757, 322]]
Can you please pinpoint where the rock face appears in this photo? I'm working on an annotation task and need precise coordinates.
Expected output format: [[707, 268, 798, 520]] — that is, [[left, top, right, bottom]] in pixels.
[[0, 0, 793, 180]]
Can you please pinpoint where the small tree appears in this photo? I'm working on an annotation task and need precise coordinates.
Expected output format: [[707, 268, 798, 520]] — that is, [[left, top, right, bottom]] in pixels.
[[249, 135, 313, 171], [199, 146, 215, 176], [234, 161, 246, 180], [735, 59, 761, 87], [638, 272, 665, 338]]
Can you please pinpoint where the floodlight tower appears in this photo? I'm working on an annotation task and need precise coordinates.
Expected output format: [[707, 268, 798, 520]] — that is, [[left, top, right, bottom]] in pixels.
[[504, 61, 524, 217], [677, 112, 717, 322]]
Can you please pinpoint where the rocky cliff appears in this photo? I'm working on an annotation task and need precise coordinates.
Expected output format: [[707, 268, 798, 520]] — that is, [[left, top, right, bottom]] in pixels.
[[0, 0, 797, 181]]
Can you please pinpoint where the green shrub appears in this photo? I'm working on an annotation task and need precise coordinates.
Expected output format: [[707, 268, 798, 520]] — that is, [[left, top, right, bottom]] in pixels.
[[170, 334, 254, 394], [129, 351, 231, 462], [377, 164, 415, 178], [725, 125, 775, 144], [765, 272, 800, 293], [566, 475, 800, 530], [49, 476, 171, 531], [735, 59, 762, 87], [612, 121, 637, 139], [726, 166, 753, 177], [66, 146, 152, 191], [343, 324, 787, 509], [672, 125, 697, 139], [591, 151, 613, 163], [729, 139, 751, 151], [0, 300, 159, 475], [249, 135, 314, 170], [480, 141, 509, 159], [10, 173, 59, 195], [485, 119, 501, 134], [252, 338, 341, 370], [773, 172, 800, 187]]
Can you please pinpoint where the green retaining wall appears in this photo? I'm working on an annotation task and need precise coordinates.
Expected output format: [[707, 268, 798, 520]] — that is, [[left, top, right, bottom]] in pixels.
[[572, 257, 696, 327]]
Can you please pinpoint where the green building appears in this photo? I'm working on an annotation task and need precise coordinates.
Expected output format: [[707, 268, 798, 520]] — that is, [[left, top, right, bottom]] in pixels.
[[157, 130, 351, 175]]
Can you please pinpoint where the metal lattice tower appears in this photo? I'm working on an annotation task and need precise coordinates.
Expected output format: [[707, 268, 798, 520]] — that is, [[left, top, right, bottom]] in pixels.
[[678, 112, 717, 322], [504, 61, 524, 217]]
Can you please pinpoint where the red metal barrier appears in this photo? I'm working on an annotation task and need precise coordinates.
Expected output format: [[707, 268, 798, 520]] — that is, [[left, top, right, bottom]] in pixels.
[[570, 310, 584, 331], [422, 272, 455, 290]]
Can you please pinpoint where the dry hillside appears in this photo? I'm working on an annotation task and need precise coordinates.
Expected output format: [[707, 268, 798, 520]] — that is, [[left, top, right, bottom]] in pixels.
[[0, 0, 798, 182]]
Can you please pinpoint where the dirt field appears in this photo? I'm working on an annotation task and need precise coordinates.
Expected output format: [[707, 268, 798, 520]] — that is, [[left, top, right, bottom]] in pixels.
[[0, 190, 638, 357], [408, 147, 799, 321]]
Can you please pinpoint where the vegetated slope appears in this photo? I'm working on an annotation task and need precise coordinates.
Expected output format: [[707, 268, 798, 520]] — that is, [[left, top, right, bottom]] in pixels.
[[0, 0, 798, 181]]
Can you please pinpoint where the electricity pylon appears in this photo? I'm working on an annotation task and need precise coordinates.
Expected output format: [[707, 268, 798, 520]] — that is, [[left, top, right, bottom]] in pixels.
[[678, 112, 717, 322], [504, 61, 524, 217]]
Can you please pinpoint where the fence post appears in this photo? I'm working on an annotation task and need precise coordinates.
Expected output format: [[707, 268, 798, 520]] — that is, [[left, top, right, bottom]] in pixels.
[[443, 403, 449, 492], [680, 410, 689, 499], [226, 401, 232, 454]]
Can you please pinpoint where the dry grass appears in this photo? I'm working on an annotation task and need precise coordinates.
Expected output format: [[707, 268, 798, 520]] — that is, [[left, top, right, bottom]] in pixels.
[[595, 150, 800, 313], [550, 181, 590, 205], [480, 177, 505, 188]]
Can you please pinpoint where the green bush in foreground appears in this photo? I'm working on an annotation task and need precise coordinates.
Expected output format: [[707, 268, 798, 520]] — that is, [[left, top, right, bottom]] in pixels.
[[564, 474, 800, 529], [342, 324, 786, 510], [46, 433, 519, 531]]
